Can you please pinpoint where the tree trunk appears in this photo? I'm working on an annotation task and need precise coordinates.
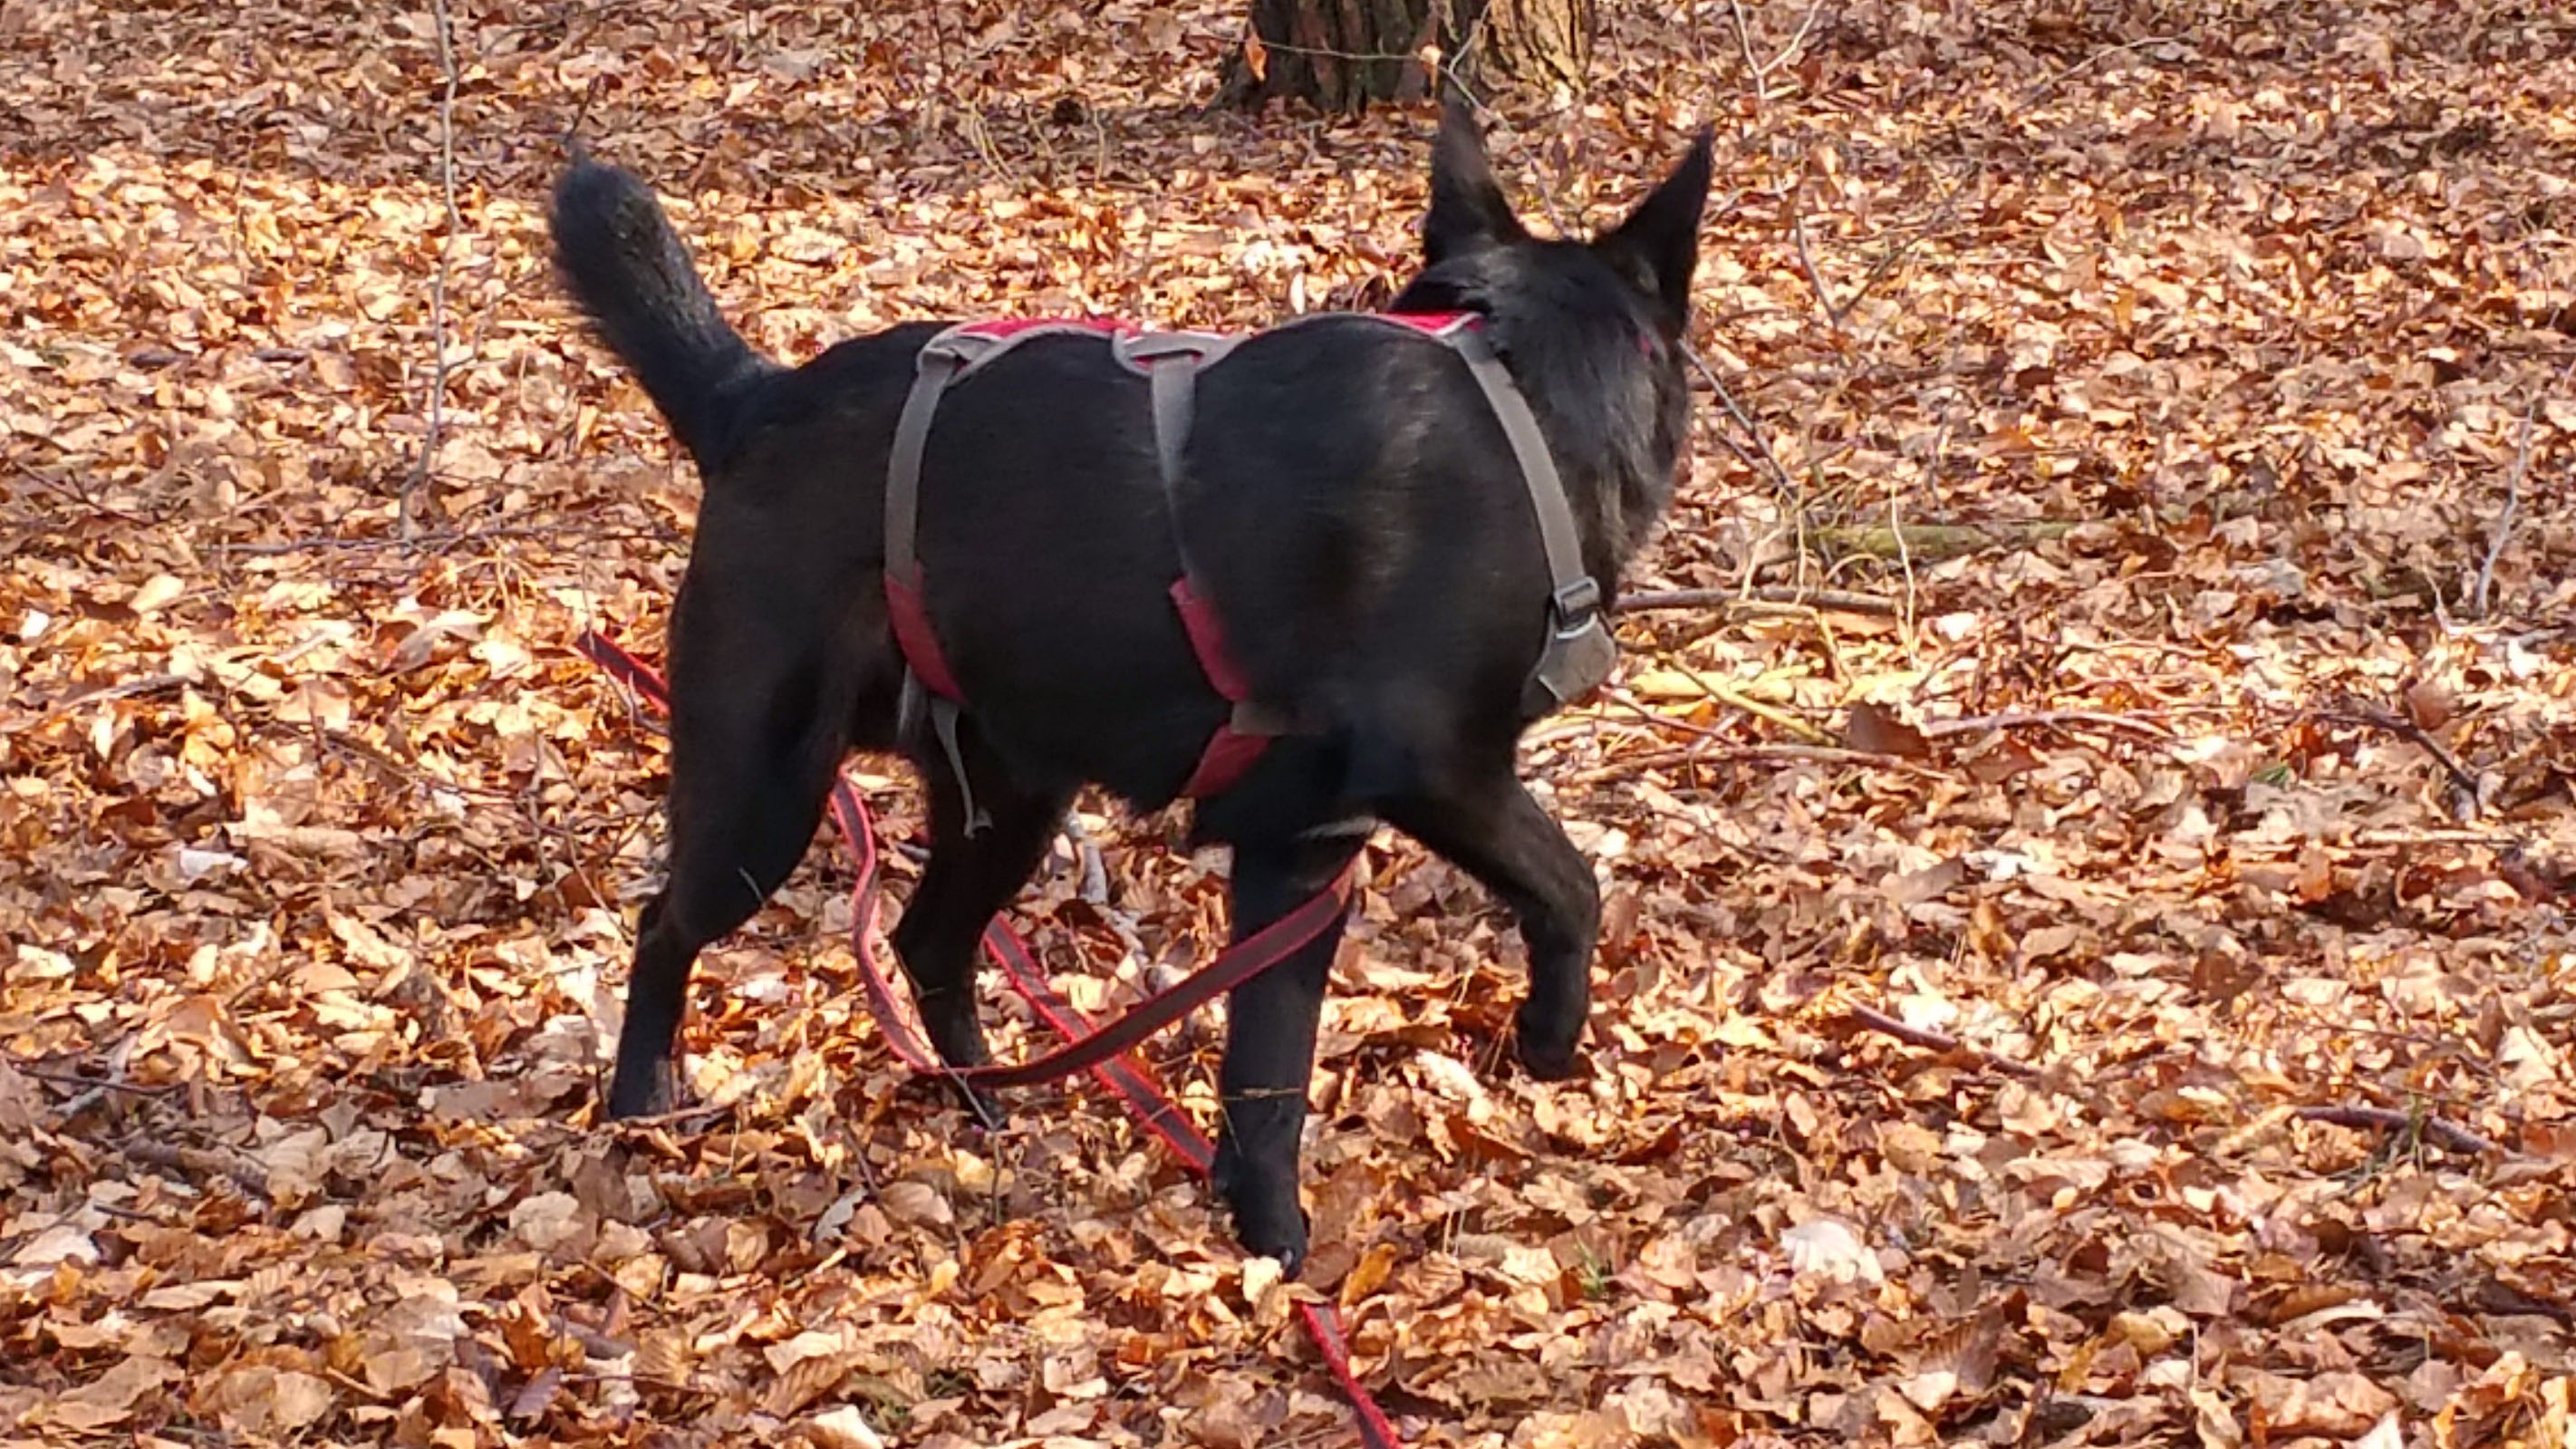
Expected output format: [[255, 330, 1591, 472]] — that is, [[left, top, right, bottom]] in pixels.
[[1218, 0, 1593, 113]]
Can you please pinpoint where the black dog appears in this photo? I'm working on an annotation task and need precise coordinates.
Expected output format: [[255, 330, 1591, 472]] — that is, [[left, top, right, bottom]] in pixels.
[[552, 109, 1710, 1273]]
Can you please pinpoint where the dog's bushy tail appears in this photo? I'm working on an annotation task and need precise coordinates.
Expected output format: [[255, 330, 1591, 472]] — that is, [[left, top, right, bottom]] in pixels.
[[551, 160, 772, 468]]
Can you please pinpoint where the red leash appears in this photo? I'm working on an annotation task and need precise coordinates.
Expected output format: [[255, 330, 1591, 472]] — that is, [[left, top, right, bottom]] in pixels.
[[575, 631, 1401, 1448]]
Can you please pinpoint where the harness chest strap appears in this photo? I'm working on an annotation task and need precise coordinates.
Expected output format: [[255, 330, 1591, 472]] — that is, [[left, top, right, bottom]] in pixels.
[[1122, 315, 1616, 722]]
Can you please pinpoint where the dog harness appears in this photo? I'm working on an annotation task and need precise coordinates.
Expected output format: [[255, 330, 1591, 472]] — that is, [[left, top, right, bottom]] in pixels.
[[883, 313, 1616, 828]]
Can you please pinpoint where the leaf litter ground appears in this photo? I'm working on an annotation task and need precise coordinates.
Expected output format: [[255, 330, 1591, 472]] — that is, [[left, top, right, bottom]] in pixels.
[[3, 1, 2574, 1445]]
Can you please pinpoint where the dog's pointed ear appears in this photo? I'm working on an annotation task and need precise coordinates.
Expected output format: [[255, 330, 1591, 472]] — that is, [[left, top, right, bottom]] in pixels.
[[1596, 128, 1714, 332], [1423, 102, 1525, 263]]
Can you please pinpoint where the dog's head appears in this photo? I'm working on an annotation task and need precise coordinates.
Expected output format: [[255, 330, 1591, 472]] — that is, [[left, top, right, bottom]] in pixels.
[[1394, 107, 1713, 552], [1404, 104, 1713, 343]]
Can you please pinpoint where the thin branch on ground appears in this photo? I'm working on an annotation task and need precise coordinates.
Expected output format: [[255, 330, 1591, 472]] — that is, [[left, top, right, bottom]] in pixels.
[[2472, 399, 2537, 617], [402, 0, 466, 543], [11, 460, 155, 525], [1616, 585, 1898, 616], [8, 1064, 176, 1098], [1683, 343, 1800, 507], [1565, 740, 1936, 782], [2296, 1105, 2500, 1157], [1916, 709, 2179, 741], [2018, 34, 2187, 107], [2320, 700, 2484, 819], [1843, 1004, 2041, 1078], [124, 1139, 274, 1199], [6, 673, 189, 733], [1758, 0, 1828, 83], [1725, 0, 1768, 108], [1790, 202, 1841, 328], [1643, 661, 1837, 746], [1838, 164, 1978, 337]]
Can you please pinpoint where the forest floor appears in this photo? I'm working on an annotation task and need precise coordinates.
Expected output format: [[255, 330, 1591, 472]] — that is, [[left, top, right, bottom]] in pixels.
[[4, 0, 2574, 1445]]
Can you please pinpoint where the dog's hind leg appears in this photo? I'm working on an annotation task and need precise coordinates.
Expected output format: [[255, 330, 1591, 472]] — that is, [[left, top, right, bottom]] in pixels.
[[892, 721, 1070, 1091], [1211, 826, 1369, 1278], [607, 630, 858, 1119], [1382, 773, 1600, 1080]]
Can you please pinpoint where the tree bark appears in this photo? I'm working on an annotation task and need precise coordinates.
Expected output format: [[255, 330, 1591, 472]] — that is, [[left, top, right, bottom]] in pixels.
[[1218, 0, 1593, 113]]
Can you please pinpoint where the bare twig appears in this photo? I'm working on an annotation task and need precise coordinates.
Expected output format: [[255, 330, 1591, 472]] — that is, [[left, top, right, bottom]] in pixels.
[[2472, 400, 2537, 616], [1545, 742, 1916, 778], [2351, 827, 2525, 847], [1889, 425, 1945, 648], [1838, 165, 1978, 341], [1585, 695, 1943, 779], [4, 673, 189, 734], [1725, 0, 1768, 107], [10, 460, 155, 525], [403, 0, 466, 542], [1563, 740, 1921, 784], [1683, 343, 1800, 507], [1617, 586, 1899, 616], [1648, 661, 1836, 745], [1916, 709, 2178, 741], [605, 1100, 738, 1134], [9, 1064, 177, 1098], [2320, 702, 2483, 819], [123, 1139, 274, 1199], [2014, 35, 2189, 111], [1790, 202, 1841, 328], [1605, 684, 1832, 749], [2296, 1105, 2499, 1157], [1843, 1004, 2041, 1078]]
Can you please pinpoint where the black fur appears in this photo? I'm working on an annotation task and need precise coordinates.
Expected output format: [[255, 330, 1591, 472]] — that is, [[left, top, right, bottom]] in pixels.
[[552, 107, 1712, 1275]]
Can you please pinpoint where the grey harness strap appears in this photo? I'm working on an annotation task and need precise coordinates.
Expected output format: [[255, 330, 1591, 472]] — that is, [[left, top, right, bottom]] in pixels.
[[1439, 324, 1618, 713], [890, 324, 1119, 598], [882, 313, 1622, 826], [885, 325, 1101, 835], [1124, 314, 1616, 720], [1110, 331, 1296, 746], [1113, 330, 1241, 524]]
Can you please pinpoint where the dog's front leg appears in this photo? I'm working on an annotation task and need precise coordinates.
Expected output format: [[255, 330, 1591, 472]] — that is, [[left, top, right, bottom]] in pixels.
[[1211, 830, 1365, 1278], [1384, 773, 1600, 1080]]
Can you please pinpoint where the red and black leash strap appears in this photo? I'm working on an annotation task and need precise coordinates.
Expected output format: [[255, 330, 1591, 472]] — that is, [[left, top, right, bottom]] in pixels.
[[945, 855, 1404, 1449], [576, 630, 1402, 1447]]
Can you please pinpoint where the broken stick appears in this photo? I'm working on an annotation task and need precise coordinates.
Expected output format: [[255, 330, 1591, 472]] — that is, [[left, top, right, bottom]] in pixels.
[[2296, 1105, 2499, 1157], [1617, 585, 1899, 617], [1844, 1004, 2041, 1078]]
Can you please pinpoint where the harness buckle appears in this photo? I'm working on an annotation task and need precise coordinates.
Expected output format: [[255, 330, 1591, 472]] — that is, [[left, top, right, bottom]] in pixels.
[[1548, 575, 1603, 633], [1112, 330, 1240, 376], [1528, 575, 1616, 715]]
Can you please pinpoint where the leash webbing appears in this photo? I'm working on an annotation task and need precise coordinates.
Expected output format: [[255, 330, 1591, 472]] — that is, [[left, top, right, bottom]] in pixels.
[[575, 630, 1401, 1447]]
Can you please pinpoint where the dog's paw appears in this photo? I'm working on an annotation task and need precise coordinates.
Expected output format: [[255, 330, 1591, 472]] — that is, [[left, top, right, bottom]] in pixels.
[[1230, 1198, 1311, 1281], [1512, 1009, 1587, 1082], [603, 1057, 679, 1119], [1211, 1138, 1312, 1279]]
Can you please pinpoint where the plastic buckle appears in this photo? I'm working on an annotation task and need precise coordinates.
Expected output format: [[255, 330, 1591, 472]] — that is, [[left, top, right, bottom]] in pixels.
[[919, 326, 1001, 377], [1549, 575, 1602, 632], [1114, 331, 1232, 375]]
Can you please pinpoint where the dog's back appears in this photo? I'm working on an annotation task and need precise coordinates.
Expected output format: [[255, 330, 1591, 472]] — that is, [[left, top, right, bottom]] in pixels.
[[550, 146, 1703, 816]]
